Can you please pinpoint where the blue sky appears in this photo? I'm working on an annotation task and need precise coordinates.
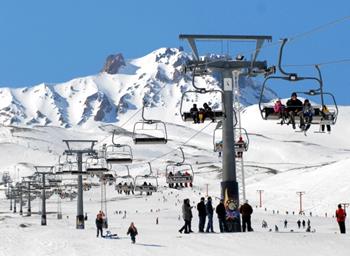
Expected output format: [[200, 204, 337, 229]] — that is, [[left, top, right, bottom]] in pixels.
[[0, 0, 349, 104]]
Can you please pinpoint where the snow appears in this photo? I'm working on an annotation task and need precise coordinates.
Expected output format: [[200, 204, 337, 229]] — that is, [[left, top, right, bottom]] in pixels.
[[1, 102, 350, 255]]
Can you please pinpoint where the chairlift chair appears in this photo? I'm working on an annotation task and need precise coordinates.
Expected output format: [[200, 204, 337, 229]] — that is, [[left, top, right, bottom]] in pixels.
[[213, 122, 248, 152], [259, 38, 338, 127], [133, 106, 168, 144], [180, 66, 226, 123], [104, 131, 133, 164], [85, 154, 109, 176], [134, 162, 158, 193], [114, 166, 135, 193], [165, 148, 194, 186]]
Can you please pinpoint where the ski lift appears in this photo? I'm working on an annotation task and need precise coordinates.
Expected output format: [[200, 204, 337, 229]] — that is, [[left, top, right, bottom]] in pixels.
[[133, 105, 168, 144], [85, 154, 109, 175], [165, 147, 194, 187], [259, 38, 338, 126], [104, 131, 133, 164], [180, 65, 226, 123], [213, 122, 249, 152], [134, 162, 158, 194], [114, 166, 135, 194], [100, 173, 116, 186]]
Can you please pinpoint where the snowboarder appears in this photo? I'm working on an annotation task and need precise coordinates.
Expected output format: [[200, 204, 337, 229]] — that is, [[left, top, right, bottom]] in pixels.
[[336, 204, 346, 234], [297, 219, 301, 229], [179, 199, 193, 234], [127, 222, 138, 243], [240, 200, 253, 232], [216, 199, 227, 232], [96, 211, 104, 237], [197, 197, 206, 232], [205, 196, 214, 233]]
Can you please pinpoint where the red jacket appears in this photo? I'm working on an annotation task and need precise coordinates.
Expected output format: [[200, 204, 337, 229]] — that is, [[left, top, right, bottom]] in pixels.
[[336, 208, 346, 222]]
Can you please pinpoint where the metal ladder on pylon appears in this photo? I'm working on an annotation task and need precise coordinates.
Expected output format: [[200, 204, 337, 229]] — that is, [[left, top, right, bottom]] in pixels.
[[232, 70, 246, 204]]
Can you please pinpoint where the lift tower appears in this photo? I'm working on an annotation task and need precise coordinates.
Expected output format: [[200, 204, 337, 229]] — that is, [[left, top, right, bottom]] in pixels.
[[179, 34, 271, 232]]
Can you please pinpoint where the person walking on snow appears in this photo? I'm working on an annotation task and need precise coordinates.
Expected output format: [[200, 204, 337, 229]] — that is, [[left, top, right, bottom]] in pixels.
[[197, 197, 206, 232], [205, 197, 214, 233], [336, 204, 346, 234], [179, 199, 193, 234], [127, 222, 138, 243]]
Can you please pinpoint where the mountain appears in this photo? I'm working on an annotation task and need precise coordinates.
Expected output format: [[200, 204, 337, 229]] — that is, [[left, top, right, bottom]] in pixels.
[[0, 48, 277, 127]]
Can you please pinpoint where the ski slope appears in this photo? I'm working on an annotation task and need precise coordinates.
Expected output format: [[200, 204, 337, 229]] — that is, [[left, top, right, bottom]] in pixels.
[[0, 104, 350, 255]]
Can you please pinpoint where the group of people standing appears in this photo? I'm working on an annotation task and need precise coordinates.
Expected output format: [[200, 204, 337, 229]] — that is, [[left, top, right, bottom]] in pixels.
[[179, 197, 254, 234], [273, 92, 332, 133]]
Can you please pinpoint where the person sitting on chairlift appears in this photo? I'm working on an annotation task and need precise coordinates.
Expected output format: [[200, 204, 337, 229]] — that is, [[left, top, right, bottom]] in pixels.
[[190, 104, 200, 123], [300, 99, 315, 132], [203, 103, 214, 122], [321, 105, 331, 133], [168, 172, 174, 188], [198, 108, 205, 123], [273, 99, 287, 124], [286, 92, 303, 130], [236, 136, 244, 158]]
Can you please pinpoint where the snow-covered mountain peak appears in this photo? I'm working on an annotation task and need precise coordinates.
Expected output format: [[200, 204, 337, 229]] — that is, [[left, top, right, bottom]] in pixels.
[[0, 48, 276, 127]]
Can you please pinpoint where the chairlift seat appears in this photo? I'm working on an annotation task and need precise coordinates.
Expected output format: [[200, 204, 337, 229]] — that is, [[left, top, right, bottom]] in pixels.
[[166, 175, 193, 184], [106, 157, 132, 164], [182, 111, 224, 122], [86, 167, 109, 174], [262, 106, 334, 125], [133, 137, 167, 144], [134, 185, 157, 193]]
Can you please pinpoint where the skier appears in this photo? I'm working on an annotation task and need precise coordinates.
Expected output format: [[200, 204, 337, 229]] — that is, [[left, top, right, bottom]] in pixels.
[[179, 199, 193, 234], [286, 92, 303, 130], [216, 199, 226, 232], [297, 219, 301, 229], [197, 197, 206, 232], [320, 105, 332, 133], [335, 204, 346, 234], [240, 200, 253, 232], [127, 222, 138, 243], [307, 219, 311, 227], [300, 99, 315, 132], [95, 211, 104, 237], [205, 196, 214, 233], [261, 219, 268, 228], [284, 219, 288, 228]]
